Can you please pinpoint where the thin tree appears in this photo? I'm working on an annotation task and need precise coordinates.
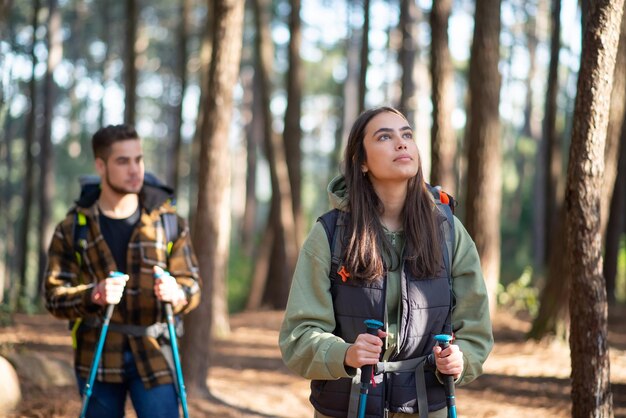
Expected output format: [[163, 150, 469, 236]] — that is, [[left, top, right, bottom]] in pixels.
[[566, 0, 624, 415], [430, 0, 456, 193], [181, 0, 244, 397], [17, 0, 40, 306], [248, 0, 297, 310], [398, 0, 418, 125], [97, 0, 113, 127], [603, 117, 626, 304], [35, 0, 61, 310], [528, 0, 566, 341], [463, 0, 502, 314], [600, 0, 626, 239], [124, 0, 138, 125], [283, 0, 304, 246], [168, 0, 190, 194], [337, 2, 360, 161], [358, 0, 370, 113]]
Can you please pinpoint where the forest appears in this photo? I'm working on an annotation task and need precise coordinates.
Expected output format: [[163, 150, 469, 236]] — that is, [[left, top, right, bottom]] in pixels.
[[0, 0, 625, 417]]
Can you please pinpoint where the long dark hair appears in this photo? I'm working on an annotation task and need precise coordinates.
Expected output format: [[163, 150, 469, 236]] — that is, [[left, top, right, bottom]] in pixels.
[[343, 106, 444, 282]]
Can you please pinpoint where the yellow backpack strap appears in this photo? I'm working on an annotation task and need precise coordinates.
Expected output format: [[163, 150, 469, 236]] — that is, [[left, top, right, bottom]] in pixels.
[[71, 212, 89, 349]]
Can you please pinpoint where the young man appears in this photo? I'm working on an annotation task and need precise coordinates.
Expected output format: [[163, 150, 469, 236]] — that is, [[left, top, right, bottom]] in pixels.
[[44, 124, 201, 418]]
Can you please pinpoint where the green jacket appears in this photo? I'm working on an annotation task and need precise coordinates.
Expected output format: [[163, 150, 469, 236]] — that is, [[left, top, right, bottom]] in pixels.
[[279, 175, 493, 386]]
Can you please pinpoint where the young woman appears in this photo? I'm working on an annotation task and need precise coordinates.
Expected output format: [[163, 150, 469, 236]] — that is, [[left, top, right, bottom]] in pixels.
[[279, 107, 493, 418]]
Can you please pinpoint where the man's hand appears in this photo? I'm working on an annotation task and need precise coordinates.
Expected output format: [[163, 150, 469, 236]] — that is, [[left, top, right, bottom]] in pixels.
[[433, 343, 464, 379], [91, 272, 129, 306], [344, 329, 387, 369], [153, 266, 187, 308]]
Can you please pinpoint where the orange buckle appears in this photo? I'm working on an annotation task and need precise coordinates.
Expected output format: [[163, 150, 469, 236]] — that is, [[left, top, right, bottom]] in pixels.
[[338, 265, 351, 282]]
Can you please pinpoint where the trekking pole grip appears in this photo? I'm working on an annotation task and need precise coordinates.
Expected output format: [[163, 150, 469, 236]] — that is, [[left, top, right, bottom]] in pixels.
[[434, 334, 457, 418], [360, 319, 384, 386]]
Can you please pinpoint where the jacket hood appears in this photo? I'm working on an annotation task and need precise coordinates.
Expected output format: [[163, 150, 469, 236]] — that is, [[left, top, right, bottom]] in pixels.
[[75, 174, 174, 212], [328, 175, 349, 211]]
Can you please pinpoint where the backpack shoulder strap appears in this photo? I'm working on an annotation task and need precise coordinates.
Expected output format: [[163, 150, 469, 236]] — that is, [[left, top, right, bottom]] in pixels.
[[317, 209, 349, 283], [73, 211, 88, 268], [161, 212, 179, 257], [426, 184, 456, 268]]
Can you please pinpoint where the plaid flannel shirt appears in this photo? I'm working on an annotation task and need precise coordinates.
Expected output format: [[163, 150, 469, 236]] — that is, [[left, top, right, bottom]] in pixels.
[[44, 185, 201, 388]]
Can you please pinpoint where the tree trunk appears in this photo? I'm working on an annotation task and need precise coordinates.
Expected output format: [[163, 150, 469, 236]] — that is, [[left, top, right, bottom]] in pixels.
[[241, 68, 260, 256], [338, 6, 360, 164], [567, 0, 623, 415], [603, 117, 626, 305], [188, 0, 213, 228], [529, 0, 566, 340], [463, 0, 502, 315], [35, 0, 61, 311], [284, 0, 304, 247], [601, 1, 626, 239], [358, 0, 370, 113], [17, 0, 40, 307], [168, 0, 190, 193], [181, 0, 244, 398], [398, 0, 418, 125], [251, 0, 297, 309], [98, 0, 113, 127], [430, 0, 456, 194], [124, 0, 138, 125]]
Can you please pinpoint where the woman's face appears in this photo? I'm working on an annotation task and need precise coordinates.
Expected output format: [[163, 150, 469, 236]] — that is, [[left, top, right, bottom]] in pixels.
[[360, 111, 419, 187]]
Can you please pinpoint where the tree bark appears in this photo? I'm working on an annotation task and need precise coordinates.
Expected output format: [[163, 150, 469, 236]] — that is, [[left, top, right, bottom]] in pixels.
[[124, 0, 138, 125], [284, 0, 304, 247], [566, 0, 623, 415], [35, 0, 61, 311], [168, 0, 190, 194], [358, 0, 370, 114], [398, 0, 418, 125], [17, 0, 40, 306], [251, 0, 297, 309], [603, 117, 626, 305], [601, 1, 626, 239], [529, 0, 566, 341], [181, 0, 244, 397], [463, 0, 502, 315], [430, 0, 456, 194]]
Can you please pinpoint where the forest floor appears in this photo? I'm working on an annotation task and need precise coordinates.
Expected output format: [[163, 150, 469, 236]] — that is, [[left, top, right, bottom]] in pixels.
[[1, 305, 626, 418]]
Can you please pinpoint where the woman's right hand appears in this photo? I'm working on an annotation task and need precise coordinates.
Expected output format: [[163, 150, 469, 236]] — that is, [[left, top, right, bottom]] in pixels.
[[344, 329, 387, 369]]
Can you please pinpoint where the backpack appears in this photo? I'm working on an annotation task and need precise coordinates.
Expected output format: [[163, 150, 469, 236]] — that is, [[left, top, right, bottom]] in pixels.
[[317, 184, 457, 330], [72, 172, 179, 263]]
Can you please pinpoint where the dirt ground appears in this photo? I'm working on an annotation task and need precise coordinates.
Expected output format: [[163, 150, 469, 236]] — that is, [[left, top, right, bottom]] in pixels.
[[1, 306, 625, 418]]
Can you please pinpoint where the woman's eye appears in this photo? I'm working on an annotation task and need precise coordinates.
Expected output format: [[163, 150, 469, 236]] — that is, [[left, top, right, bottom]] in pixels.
[[378, 134, 391, 141], [402, 132, 413, 140]]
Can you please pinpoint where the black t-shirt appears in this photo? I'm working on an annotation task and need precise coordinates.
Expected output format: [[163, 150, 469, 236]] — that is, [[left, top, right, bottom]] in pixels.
[[99, 206, 141, 273]]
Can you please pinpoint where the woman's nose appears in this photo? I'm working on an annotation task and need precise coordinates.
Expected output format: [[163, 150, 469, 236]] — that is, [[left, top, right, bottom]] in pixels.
[[396, 140, 407, 150]]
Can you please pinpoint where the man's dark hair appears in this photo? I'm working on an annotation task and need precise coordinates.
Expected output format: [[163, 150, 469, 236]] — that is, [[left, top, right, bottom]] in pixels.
[[92, 124, 139, 160]]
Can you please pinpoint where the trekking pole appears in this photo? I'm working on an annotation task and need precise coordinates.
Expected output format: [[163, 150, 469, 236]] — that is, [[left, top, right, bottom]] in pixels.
[[155, 271, 189, 418], [79, 271, 124, 418], [434, 334, 457, 418], [357, 319, 384, 418]]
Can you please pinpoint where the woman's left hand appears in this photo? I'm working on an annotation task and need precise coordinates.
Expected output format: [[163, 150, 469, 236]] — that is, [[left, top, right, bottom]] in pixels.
[[433, 343, 464, 379]]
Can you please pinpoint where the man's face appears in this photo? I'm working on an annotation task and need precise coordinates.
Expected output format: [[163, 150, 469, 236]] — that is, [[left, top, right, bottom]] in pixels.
[[95, 139, 144, 196]]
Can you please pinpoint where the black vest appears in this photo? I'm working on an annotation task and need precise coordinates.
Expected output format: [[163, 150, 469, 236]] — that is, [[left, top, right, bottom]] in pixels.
[[310, 209, 454, 417]]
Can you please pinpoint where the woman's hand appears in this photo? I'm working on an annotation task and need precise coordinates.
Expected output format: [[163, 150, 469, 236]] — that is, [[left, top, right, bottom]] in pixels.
[[433, 343, 464, 379], [344, 329, 387, 369]]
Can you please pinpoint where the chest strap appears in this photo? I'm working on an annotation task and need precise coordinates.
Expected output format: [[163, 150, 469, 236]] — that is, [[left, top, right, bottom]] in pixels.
[[347, 354, 436, 418]]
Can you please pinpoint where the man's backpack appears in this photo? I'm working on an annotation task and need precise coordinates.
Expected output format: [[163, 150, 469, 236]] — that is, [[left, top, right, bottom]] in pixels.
[[72, 173, 179, 263]]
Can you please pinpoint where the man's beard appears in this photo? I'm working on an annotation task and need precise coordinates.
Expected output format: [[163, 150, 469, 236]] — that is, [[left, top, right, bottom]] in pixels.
[[104, 171, 143, 195]]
